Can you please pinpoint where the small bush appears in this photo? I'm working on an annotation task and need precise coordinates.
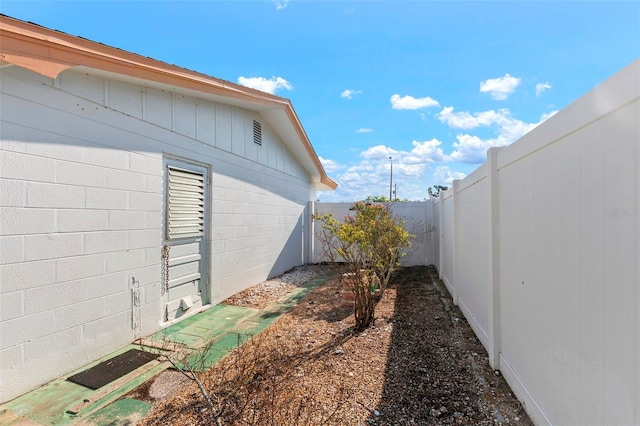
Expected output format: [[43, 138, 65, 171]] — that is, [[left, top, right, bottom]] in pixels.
[[313, 202, 414, 329]]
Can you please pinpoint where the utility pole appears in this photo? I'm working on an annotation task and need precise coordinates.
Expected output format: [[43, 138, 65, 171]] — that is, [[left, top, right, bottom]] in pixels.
[[389, 156, 393, 200]]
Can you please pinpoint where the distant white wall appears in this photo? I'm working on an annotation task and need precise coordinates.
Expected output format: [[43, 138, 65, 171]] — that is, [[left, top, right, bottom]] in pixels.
[[0, 66, 314, 402], [435, 60, 640, 426], [386, 202, 429, 266], [311, 201, 431, 266]]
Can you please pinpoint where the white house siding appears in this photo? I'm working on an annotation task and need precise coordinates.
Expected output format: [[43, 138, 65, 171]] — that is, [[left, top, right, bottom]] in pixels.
[[0, 66, 314, 402]]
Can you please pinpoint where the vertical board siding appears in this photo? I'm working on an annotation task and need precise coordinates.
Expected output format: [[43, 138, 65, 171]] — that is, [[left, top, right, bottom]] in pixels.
[[215, 103, 233, 152], [196, 99, 216, 145], [0, 66, 314, 403], [144, 87, 172, 128], [108, 80, 143, 119], [231, 107, 246, 157], [173, 95, 197, 139]]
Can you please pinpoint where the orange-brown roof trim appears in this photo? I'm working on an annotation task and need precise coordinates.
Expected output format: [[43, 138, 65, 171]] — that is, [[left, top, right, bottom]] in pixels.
[[0, 15, 337, 190]]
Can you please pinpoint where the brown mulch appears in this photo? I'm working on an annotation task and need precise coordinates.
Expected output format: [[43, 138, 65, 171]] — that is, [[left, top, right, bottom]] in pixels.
[[139, 265, 533, 425]]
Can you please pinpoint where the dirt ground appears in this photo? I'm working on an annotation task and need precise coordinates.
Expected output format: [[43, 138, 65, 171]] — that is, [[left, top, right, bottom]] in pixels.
[[139, 265, 533, 425]]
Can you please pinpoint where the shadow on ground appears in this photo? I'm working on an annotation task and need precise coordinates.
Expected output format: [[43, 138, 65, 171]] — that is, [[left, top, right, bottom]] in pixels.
[[288, 273, 353, 324], [370, 266, 532, 426]]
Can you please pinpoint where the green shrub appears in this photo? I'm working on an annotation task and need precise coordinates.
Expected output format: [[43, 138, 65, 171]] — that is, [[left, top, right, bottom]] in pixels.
[[313, 202, 414, 329]]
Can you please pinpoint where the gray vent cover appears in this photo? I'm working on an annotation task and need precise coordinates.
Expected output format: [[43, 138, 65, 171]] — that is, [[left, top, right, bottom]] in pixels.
[[253, 120, 262, 146]]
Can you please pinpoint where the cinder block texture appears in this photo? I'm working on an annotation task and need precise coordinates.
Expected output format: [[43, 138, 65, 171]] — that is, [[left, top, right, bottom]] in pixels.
[[0, 64, 317, 403]]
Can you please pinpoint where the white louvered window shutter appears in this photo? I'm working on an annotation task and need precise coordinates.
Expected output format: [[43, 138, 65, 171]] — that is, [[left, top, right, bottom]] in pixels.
[[167, 166, 205, 240]]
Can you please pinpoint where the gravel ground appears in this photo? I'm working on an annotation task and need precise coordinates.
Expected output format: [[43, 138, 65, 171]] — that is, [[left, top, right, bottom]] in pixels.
[[138, 265, 533, 425], [222, 264, 329, 310]]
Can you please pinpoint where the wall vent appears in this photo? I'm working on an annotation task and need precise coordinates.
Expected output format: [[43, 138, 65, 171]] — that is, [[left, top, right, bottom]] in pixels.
[[253, 120, 262, 146], [166, 166, 205, 240]]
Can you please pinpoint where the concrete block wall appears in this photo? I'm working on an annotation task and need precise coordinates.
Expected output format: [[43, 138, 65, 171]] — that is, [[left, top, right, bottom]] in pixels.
[[0, 65, 314, 402]]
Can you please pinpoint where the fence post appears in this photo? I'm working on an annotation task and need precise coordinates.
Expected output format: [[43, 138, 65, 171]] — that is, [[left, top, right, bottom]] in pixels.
[[438, 191, 444, 278], [487, 147, 502, 370], [451, 179, 460, 306]]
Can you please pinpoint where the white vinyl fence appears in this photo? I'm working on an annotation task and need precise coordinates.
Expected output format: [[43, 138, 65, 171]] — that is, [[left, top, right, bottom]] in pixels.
[[436, 60, 639, 425], [309, 60, 639, 426], [309, 201, 438, 266]]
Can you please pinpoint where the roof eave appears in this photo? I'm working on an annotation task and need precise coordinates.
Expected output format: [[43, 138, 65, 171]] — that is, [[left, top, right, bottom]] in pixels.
[[0, 15, 337, 191]]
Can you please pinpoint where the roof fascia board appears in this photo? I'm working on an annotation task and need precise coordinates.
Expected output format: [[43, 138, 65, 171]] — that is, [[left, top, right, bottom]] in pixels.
[[0, 23, 280, 107]]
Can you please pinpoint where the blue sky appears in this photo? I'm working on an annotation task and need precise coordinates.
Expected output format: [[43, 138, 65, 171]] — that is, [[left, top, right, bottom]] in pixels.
[[2, 1, 638, 201]]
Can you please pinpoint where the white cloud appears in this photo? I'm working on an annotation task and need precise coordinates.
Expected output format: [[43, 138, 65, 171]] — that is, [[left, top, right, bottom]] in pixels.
[[318, 139, 448, 201], [341, 89, 362, 99], [480, 73, 521, 100], [437, 107, 512, 129], [446, 110, 559, 163], [536, 82, 552, 96], [319, 156, 343, 173], [356, 128, 373, 133], [447, 134, 500, 164], [361, 145, 399, 160], [317, 95, 559, 201], [539, 110, 558, 121], [404, 139, 445, 164], [320, 157, 434, 202], [237, 76, 292, 94], [437, 106, 560, 163], [335, 160, 388, 198], [433, 165, 466, 186], [273, 0, 289, 10], [499, 116, 537, 142], [341, 160, 424, 187], [361, 140, 443, 165], [390, 94, 440, 110]]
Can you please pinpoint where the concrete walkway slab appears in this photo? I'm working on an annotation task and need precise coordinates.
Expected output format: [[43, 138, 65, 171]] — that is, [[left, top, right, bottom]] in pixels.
[[0, 270, 336, 425], [80, 398, 151, 426]]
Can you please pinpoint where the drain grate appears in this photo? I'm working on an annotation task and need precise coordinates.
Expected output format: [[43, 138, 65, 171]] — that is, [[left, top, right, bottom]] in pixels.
[[67, 349, 159, 390]]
